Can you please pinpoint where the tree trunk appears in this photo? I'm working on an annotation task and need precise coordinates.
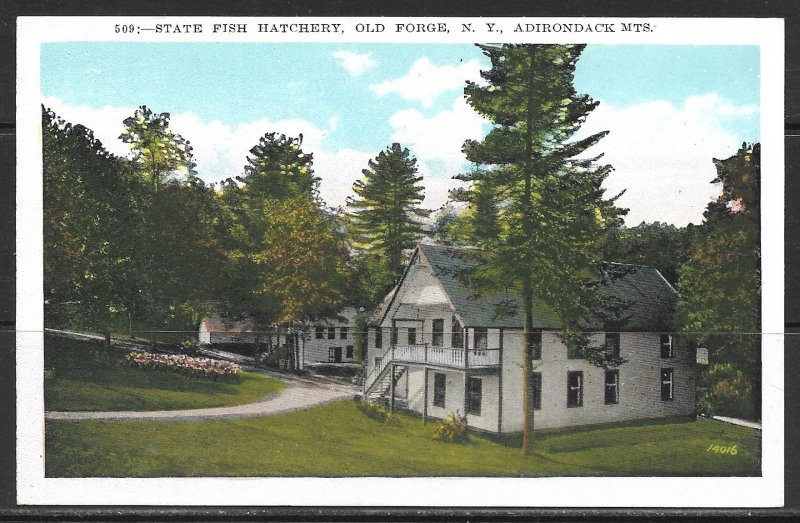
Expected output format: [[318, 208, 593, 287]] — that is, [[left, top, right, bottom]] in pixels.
[[521, 277, 536, 455], [521, 46, 537, 456]]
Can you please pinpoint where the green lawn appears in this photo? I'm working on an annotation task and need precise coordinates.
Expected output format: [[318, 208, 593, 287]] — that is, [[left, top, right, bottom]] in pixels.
[[44, 335, 285, 412], [45, 400, 760, 477]]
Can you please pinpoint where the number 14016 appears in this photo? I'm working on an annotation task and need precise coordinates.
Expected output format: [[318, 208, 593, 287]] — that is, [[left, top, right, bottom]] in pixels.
[[706, 443, 738, 455]]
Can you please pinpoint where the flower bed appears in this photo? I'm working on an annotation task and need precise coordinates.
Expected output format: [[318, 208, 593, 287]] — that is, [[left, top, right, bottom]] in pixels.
[[125, 351, 242, 380]]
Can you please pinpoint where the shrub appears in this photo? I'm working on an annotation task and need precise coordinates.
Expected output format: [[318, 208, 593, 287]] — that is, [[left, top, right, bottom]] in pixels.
[[697, 363, 755, 419], [433, 411, 468, 443], [356, 400, 395, 423]]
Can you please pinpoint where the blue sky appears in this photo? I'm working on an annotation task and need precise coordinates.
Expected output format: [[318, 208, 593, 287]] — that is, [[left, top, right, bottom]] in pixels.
[[41, 43, 760, 225]]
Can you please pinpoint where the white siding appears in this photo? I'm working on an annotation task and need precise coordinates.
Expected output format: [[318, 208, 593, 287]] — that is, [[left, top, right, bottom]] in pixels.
[[500, 331, 695, 432], [198, 322, 211, 344], [303, 326, 355, 364]]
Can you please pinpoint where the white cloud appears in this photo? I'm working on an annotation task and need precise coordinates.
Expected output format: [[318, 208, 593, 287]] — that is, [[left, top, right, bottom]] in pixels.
[[369, 57, 483, 108], [385, 96, 486, 208], [332, 50, 377, 76], [42, 96, 131, 157], [314, 148, 374, 210], [41, 96, 370, 209], [577, 93, 759, 226]]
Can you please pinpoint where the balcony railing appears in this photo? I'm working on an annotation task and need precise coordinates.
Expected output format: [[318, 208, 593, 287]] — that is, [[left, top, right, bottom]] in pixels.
[[393, 344, 500, 368]]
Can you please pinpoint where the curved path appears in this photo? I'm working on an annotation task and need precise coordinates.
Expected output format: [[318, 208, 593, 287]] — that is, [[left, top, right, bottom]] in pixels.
[[45, 377, 358, 422]]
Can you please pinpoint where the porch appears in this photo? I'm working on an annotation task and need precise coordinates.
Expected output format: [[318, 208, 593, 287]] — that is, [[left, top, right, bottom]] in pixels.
[[390, 344, 501, 369]]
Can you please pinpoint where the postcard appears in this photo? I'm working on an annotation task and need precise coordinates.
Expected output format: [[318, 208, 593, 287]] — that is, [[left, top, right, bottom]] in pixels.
[[16, 15, 784, 507]]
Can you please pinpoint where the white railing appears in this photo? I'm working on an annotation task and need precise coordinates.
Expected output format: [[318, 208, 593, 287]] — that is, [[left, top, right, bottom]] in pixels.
[[364, 348, 391, 394], [365, 344, 502, 394], [393, 345, 500, 368]]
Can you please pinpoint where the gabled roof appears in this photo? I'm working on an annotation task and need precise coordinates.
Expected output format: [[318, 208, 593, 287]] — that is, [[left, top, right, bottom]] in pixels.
[[368, 284, 397, 325], [385, 243, 677, 331]]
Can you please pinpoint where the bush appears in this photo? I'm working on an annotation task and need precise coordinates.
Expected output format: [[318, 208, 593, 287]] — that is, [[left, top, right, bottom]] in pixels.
[[356, 400, 395, 423], [433, 411, 468, 443], [697, 363, 755, 419]]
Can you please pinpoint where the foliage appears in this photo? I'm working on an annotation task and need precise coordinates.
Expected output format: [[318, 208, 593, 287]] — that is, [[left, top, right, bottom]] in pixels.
[[125, 351, 242, 379], [459, 44, 626, 452], [347, 143, 428, 286], [603, 221, 696, 285], [44, 105, 223, 332], [120, 105, 195, 190], [432, 411, 469, 443], [678, 143, 760, 420], [240, 131, 318, 201], [46, 402, 760, 477], [353, 313, 368, 363], [356, 400, 395, 423], [218, 134, 347, 326], [42, 106, 145, 328], [696, 363, 754, 419]]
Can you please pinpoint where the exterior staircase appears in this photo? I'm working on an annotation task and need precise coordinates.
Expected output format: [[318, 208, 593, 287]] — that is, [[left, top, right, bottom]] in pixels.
[[362, 354, 407, 407]]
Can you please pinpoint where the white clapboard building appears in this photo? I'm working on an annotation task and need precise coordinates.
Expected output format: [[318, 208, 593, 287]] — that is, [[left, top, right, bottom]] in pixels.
[[363, 243, 695, 433], [199, 307, 363, 368]]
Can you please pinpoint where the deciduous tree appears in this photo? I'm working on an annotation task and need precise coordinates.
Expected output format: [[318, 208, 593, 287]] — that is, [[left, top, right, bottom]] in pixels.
[[120, 105, 195, 190], [678, 142, 760, 420]]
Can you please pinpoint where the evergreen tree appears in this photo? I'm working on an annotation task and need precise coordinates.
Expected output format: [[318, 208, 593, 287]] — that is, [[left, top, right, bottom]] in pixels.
[[462, 44, 626, 454], [239, 132, 318, 202], [347, 143, 427, 293], [678, 142, 760, 420]]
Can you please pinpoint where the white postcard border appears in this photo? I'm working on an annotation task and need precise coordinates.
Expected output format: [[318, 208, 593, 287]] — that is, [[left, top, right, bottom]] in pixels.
[[16, 16, 785, 507]]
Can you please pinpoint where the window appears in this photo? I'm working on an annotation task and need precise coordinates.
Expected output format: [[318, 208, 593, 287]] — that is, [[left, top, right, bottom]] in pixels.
[[528, 331, 542, 360], [340, 327, 348, 340], [407, 327, 417, 345], [327, 327, 335, 340], [374, 327, 382, 349], [466, 377, 482, 416], [374, 356, 381, 369], [660, 334, 674, 358], [605, 370, 619, 405], [328, 347, 342, 363], [433, 373, 446, 407], [391, 326, 398, 346], [530, 372, 542, 410], [474, 328, 488, 350], [315, 327, 324, 339], [661, 368, 674, 401], [432, 319, 444, 347], [451, 317, 464, 348], [605, 333, 620, 359], [346, 346, 354, 359], [567, 371, 583, 407]]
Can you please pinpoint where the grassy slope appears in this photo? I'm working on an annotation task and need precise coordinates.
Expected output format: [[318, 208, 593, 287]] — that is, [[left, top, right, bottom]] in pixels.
[[45, 401, 760, 477], [44, 336, 285, 412]]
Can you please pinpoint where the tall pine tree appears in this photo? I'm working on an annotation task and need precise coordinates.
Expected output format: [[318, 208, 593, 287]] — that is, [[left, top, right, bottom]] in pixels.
[[347, 143, 427, 295], [462, 44, 625, 454]]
